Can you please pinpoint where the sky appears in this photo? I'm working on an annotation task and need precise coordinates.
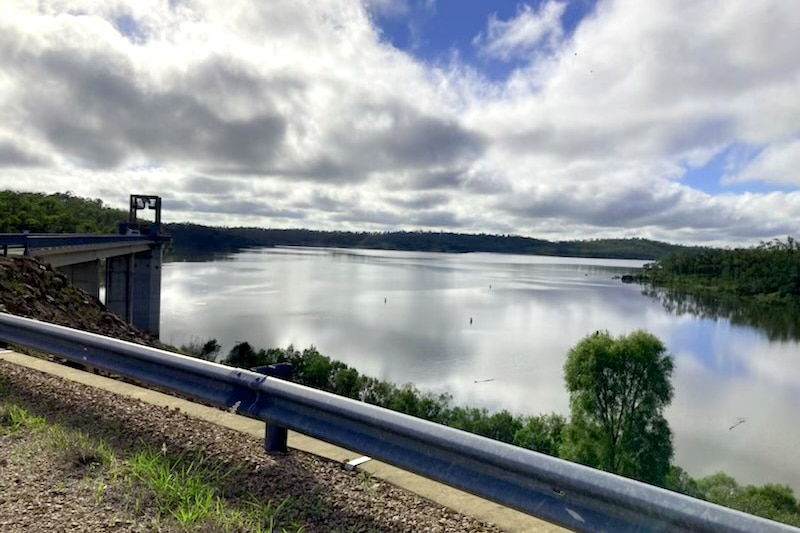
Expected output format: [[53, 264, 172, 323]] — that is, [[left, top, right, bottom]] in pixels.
[[0, 0, 798, 246]]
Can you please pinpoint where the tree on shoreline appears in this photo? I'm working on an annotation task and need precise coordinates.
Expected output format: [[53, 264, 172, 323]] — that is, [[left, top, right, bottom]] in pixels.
[[560, 330, 675, 485], [179, 335, 800, 524]]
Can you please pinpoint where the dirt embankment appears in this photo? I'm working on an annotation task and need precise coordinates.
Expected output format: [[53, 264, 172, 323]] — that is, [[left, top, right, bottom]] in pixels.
[[0, 256, 164, 348]]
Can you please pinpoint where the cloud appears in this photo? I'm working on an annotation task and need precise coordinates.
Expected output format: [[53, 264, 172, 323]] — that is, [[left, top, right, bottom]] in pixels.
[[474, 1, 566, 61], [411, 209, 463, 228], [385, 192, 450, 210], [0, 0, 798, 245], [321, 103, 487, 180], [364, 0, 410, 19], [9, 45, 287, 170], [0, 140, 49, 167], [725, 139, 800, 186], [183, 176, 245, 195], [168, 197, 304, 220]]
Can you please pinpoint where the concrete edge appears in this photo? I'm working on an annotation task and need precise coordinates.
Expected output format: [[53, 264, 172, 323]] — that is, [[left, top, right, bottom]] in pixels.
[[0, 350, 566, 533]]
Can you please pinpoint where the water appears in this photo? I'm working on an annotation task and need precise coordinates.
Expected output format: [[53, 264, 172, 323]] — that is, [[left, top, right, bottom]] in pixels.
[[160, 247, 800, 491]]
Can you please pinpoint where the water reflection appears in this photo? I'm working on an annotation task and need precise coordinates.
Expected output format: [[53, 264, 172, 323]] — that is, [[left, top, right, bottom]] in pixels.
[[159, 247, 800, 491], [642, 285, 800, 342]]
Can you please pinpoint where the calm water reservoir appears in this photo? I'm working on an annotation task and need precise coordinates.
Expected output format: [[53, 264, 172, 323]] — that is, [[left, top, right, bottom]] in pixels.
[[160, 247, 800, 490]]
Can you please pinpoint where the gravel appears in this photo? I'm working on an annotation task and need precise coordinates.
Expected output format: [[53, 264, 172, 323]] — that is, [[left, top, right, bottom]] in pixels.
[[0, 359, 506, 532]]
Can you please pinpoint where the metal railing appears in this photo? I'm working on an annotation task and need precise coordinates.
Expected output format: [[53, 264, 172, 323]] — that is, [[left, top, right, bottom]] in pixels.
[[0, 233, 160, 256], [0, 312, 795, 533]]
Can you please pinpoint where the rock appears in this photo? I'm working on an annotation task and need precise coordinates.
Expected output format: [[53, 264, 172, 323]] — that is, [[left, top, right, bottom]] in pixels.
[[0, 256, 166, 351]]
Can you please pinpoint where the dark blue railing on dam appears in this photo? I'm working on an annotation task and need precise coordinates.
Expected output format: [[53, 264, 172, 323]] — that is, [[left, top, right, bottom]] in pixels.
[[0, 233, 166, 256]]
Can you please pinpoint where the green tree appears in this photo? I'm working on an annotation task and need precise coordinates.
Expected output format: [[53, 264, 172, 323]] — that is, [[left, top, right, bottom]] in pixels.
[[0, 190, 127, 233], [512, 413, 566, 456], [560, 330, 674, 485], [179, 338, 221, 361], [664, 465, 704, 499], [224, 341, 264, 368], [697, 473, 800, 526]]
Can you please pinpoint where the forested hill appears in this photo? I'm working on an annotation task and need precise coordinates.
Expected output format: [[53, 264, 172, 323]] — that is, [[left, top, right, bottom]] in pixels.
[[636, 238, 800, 299], [0, 190, 696, 259], [0, 191, 126, 233], [165, 223, 696, 260]]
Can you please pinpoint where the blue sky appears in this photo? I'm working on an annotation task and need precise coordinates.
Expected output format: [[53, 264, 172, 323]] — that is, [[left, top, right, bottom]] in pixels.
[[0, 0, 798, 245], [371, 0, 599, 79]]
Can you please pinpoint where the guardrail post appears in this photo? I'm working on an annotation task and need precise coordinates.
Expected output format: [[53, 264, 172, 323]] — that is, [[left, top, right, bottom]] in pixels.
[[252, 363, 293, 454]]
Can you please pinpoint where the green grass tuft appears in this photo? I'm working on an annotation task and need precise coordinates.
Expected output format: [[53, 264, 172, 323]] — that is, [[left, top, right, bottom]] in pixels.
[[126, 449, 220, 527], [0, 403, 46, 433], [123, 449, 304, 531], [47, 426, 115, 471]]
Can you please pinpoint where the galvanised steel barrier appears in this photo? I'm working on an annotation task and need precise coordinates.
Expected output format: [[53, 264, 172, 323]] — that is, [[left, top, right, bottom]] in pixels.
[[0, 312, 796, 533]]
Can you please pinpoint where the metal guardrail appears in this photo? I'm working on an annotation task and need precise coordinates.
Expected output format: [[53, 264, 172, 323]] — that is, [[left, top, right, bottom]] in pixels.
[[0, 312, 796, 533]]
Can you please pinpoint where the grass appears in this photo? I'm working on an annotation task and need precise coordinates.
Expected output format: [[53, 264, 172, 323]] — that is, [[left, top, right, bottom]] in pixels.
[[126, 449, 220, 526], [0, 403, 46, 433], [121, 448, 305, 531], [0, 399, 304, 532], [356, 470, 378, 493], [48, 426, 115, 470]]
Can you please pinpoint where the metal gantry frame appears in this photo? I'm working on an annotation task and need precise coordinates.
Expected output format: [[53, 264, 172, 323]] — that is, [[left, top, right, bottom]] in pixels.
[[0, 312, 796, 533]]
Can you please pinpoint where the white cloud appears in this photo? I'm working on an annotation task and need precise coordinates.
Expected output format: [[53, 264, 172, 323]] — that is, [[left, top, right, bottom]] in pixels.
[[725, 139, 800, 186], [474, 1, 566, 61], [0, 0, 798, 245], [364, 0, 410, 19]]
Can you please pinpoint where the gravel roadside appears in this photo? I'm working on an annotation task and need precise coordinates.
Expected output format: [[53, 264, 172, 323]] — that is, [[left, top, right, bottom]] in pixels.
[[0, 359, 507, 533]]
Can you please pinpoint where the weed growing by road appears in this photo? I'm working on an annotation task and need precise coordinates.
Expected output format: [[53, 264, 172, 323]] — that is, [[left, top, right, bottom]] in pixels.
[[123, 448, 303, 531], [0, 403, 46, 434], [48, 426, 115, 471], [1, 399, 304, 532]]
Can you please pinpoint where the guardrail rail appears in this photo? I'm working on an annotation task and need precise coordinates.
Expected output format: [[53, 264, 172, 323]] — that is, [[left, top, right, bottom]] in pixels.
[[0, 312, 796, 533]]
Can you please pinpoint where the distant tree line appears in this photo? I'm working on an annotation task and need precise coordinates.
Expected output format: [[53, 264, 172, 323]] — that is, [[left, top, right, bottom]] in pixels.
[[165, 222, 697, 260], [181, 332, 800, 526], [636, 238, 800, 300]]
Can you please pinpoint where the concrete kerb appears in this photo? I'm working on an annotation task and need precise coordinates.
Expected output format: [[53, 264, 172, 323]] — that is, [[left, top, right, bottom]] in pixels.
[[0, 350, 566, 533]]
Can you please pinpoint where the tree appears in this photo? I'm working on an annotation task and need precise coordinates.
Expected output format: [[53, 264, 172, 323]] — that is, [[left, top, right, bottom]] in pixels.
[[697, 473, 800, 526], [560, 330, 674, 485], [512, 413, 566, 456], [224, 341, 264, 368], [664, 465, 704, 499], [179, 337, 221, 361]]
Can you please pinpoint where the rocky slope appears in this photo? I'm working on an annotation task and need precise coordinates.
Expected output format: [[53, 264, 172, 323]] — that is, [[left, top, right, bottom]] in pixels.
[[0, 256, 164, 348]]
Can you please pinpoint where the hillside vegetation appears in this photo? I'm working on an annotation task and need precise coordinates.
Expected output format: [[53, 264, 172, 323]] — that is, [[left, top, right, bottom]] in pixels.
[[636, 238, 800, 300], [0, 191, 126, 234]]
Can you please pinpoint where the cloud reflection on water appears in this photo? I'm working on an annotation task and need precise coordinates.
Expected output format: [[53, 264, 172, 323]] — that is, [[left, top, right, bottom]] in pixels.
[[160, 248, 800, 490]]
